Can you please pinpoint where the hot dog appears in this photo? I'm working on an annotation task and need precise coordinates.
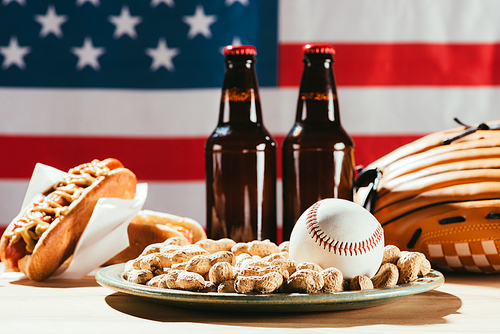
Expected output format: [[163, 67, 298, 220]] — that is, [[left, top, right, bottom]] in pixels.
[[103, 210, 207, 265], [0, 158, 137, 281]]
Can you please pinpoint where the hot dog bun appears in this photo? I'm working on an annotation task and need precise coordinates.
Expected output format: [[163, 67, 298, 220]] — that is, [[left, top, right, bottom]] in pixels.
[[0, 159, 137, 281], [103, 210, 207, 265]]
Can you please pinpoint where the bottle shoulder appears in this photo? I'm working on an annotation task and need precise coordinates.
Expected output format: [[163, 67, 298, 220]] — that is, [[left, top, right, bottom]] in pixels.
[[206, 123, 276, 149], [283, 122, 354, 146]]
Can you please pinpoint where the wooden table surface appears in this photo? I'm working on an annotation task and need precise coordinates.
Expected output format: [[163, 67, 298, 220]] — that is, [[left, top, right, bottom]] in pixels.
[[1, 263, 499, 333]]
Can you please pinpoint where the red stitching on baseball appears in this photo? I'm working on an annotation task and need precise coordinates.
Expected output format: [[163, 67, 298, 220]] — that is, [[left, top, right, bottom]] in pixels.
[[306, 200, 383, 256]]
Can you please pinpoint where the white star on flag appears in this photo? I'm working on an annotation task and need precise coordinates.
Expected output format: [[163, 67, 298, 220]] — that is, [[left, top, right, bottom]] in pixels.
[[71, 37, 106, 71], [1, 0, 26, 6], [182, 5, 217, 39], [151, 0, 174, 8], [225, 0, 249, 6], [76, 0, 100, 7], [108, 5, 142, 39], [145, 38, 179, 72], [34, 5, 68, 38], [0, 36, 31, 70]]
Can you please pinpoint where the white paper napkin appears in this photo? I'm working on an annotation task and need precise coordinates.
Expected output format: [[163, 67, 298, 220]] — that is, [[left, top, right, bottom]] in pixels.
[[3, 163, 148, 280], [21, 163, 68, 211], [54, 183, 147, 279]]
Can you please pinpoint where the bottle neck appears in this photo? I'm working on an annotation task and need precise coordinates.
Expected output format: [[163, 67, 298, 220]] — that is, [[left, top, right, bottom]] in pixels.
[[296, 55, 341, 124], [218, 56, 262, 125]]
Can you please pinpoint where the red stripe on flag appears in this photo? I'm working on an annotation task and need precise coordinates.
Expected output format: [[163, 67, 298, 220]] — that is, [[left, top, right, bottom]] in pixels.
[[279, 43, 500, 87], [0, 135, 206, 181], [0, 134, 423, 180]]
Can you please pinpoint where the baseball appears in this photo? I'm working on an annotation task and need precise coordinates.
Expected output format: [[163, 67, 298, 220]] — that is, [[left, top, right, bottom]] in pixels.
[[289, 198, 384, 279]]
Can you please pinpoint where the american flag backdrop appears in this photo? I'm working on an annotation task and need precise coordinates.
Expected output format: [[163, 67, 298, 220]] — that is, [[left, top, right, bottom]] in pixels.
[[1, 0, 499, 235]]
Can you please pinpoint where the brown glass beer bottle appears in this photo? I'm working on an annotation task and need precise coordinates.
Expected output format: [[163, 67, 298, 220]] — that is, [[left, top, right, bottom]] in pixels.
[[282, 44, 355, 241], [205, 45, 277, 243]]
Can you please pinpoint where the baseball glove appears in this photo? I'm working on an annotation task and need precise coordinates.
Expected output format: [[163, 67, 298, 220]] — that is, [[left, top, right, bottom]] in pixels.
[[355, 119, 500, 273]]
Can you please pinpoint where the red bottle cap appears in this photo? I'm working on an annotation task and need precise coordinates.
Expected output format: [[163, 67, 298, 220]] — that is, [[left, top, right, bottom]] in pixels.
[[303, 44, 335, 55], [223, 45, 257, 56]]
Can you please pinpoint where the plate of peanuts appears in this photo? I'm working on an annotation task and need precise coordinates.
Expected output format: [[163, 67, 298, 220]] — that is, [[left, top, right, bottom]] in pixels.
[[96, 237, 444, 313]]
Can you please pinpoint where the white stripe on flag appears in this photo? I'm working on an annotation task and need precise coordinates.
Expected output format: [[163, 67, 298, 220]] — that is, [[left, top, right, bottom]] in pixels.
[[0, 88, 221, 137], [279, 0, 500, 42], [0, 180, 29, 224]]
